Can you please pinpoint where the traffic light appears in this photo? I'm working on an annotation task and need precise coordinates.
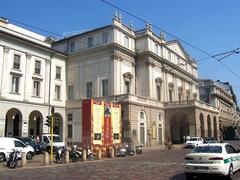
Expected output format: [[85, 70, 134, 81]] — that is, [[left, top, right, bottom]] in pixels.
[[45, 115, 52, 127]]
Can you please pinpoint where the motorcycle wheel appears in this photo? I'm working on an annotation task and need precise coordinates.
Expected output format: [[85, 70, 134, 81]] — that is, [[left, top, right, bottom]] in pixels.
[[56, 156, 63, 163], [71, 155, 79, 162], [9, 161, 17, 168], [88, 153, 95, 161], [137, 150, 143, 154]]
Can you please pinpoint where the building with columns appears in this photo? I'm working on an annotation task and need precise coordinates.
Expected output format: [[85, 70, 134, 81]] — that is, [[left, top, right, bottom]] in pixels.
[[53, 13, 220, 145], [199, 79, 240, 140], [0, 18, 66, 140]]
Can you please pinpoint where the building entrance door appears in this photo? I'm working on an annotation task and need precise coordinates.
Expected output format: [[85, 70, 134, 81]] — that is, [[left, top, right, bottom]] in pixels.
[[158, 126, 162, 144], [140, 125, 145, 145]]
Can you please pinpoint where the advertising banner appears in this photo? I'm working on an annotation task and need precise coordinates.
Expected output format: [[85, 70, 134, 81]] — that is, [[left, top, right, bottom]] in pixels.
[[92, 100, 104, 145], [103, 102, 112, 145], [111, 103, 121, 144]]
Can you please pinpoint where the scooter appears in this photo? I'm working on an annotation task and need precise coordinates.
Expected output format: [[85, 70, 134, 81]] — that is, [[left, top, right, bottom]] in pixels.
[[69, 145, 80, 162], [115, 143, 136, 157], [7, 149, 20, 168], [135, 144, 143, 155], [55, 146, 65, 163], [77, 148, 95, 161]]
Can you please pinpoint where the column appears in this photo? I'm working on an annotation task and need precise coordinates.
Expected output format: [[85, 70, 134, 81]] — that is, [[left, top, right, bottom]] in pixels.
[[0, 117, 6, 137], [21, 120, 28, 137], [0, 46, 10, 97]]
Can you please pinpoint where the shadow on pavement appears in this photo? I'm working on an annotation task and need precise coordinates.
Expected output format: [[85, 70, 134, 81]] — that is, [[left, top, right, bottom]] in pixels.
[[170, 172, 185, 180], [170, 172, 227, 180]]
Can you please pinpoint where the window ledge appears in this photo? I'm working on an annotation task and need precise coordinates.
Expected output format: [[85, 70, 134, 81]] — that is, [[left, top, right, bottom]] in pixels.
[[32, 95, 41, 98], [9, 92, 20, 95]]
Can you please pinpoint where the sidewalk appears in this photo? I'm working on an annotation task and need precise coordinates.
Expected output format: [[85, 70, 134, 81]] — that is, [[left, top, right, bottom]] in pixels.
[[143, 144, 185, 152]]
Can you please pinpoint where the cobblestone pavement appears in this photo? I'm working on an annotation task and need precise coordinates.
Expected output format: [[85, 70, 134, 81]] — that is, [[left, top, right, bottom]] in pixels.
[[0, 142, 240, 180]]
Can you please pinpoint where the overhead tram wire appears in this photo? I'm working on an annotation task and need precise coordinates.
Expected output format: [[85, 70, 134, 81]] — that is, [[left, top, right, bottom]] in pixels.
[[101, 0, 213, 58], [7, 18, 63, 38], [198, 48, 240, 62], [101, 0, 240, 81]]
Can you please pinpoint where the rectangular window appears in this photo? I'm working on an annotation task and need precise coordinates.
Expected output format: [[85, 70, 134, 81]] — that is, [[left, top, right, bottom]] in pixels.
[[102, 32, 108, 44], [33, 81, 40, 97], [177, 57, 180, 65], [67, 124, 73, 138], [102, 79, 108, 96], [35, 60, 41, 74], [68, 85, 74, 100], [56, 66, 61, 79], [70, 42, 75, 52], [156, 85, 161, 101], [88, 37, 93, 48], [13, 54, 21, 69], [68, 114, 73, 121], [168, 51, 171, 61], [169, 90, 173, 102], [124, 36, 129, 48], [86, 82, 92, 98], [125, 81, 130, 94], [55, 85, 61, 100], [155, 44, 159, 55], [11, 76, 20, 93]]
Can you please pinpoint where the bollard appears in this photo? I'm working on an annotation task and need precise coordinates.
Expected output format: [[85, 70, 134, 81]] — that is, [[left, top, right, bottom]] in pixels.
[[44, 151, 49, 166], [97, 148, 101, 160], [21, 152, 27, 167], [82, 149, 87, 162], [111, 148, 115, 158], [65, 151, 69, 164]]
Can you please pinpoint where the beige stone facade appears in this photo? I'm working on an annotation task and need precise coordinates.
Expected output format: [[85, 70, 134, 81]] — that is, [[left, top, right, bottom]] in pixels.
[[53, 14, 220, 146]]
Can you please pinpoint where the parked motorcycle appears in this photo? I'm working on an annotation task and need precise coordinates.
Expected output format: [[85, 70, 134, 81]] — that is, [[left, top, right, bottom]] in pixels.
[[55, 146, 65, 163], [7, 149, 20, 168], [115, 143, 136, 157], [77, 148, 95, 161], [135, 144, 143, 155], [69, 145, 80, 162]]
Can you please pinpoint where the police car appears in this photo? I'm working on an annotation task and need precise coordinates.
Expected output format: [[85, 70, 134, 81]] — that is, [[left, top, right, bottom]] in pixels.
[[184, 143, 240, 180]]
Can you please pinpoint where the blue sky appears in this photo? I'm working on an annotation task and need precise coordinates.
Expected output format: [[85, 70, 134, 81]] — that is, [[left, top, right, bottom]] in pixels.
[[1, 0, 240, 103]]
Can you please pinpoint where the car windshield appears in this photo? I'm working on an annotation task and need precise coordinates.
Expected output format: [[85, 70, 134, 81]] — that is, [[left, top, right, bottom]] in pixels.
[[192, 146, 222, 153], [190, 138, 198, 141], [50, 136, 61, 142]]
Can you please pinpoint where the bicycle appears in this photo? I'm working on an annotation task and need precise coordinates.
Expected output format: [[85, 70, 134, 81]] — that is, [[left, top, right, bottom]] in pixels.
[[165, 142, 174, 150]]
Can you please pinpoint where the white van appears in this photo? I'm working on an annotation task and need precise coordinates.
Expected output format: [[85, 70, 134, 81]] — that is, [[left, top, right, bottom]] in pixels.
[[41, 134, 65, 153], [0, 137, 35, 162]]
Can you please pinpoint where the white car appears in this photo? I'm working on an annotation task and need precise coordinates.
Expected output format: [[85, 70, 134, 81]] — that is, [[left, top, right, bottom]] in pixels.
[[185, 137, 203, 148], [184, 143, 240, 180], [0, 137, 35, 162]]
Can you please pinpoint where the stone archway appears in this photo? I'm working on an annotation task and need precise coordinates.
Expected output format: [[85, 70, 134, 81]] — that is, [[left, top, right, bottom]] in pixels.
[[5, 108, 22, 137], [199, 113, 204, 137], [170, 113, 189, 144], [53, 113, 63, 140], [29, 110, 43, 138], [207, 115, 211, 137]]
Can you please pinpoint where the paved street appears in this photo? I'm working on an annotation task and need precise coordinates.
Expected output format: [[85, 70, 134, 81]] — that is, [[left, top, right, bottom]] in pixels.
[[1, 143, 240, 180]]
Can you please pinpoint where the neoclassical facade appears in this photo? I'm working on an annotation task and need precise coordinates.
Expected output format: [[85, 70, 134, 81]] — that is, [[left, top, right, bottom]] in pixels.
[[0, 18, 66, 139], [199, 79, 239, 139], [53, 14, 220, 145]]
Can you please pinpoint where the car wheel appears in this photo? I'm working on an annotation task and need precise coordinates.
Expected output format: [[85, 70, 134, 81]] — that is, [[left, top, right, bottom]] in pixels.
[[185, 173, 194, 180], [26, 152, 33, 160], [0, 153, 5, 162], [226, 164, 233, 180]]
